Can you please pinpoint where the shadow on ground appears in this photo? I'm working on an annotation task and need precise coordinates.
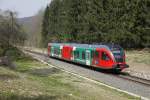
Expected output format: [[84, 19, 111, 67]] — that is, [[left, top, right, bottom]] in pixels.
[[29, 67, 61, 77]]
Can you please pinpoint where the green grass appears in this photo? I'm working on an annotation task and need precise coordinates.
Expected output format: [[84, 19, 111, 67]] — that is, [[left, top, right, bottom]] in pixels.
[[0, 67, 19, 80], [15, 56, 46, 72], [0, 53, 140, 100]]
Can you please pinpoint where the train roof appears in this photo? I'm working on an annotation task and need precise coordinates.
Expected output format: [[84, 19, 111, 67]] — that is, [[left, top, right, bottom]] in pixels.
[[48, 43, 122, 50]]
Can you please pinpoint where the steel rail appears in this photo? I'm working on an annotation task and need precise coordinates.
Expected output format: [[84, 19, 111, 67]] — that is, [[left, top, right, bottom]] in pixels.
[[117, 74, 150, 86]]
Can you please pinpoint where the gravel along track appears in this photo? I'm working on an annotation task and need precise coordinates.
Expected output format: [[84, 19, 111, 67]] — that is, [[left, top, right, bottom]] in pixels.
[[24, 50, 150, 99], [118, 74, 150, 86]]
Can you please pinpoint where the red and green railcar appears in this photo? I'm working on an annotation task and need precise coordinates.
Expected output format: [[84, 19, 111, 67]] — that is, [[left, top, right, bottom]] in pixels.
[[48, 43, 129, 72]]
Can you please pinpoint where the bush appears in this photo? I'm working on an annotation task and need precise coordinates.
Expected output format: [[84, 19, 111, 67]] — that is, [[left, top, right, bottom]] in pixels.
[[0, 47, 4, 56], [4, 47, 24, 61]]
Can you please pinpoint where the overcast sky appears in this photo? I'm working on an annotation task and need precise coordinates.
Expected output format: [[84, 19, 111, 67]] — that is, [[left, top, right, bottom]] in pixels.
[[0, 0, 51, 18]]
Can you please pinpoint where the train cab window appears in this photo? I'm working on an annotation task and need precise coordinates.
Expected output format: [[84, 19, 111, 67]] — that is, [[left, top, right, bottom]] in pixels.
[[82, 51, 85, 60], [54, 48, 60, 55], [102, 52, 110, 61], [54, 48, 57, 55]]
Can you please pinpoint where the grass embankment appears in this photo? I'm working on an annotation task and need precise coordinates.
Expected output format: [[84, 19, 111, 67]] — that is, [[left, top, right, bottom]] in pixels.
[[126, 50, 150, 72], [0, 48, 139, 100]]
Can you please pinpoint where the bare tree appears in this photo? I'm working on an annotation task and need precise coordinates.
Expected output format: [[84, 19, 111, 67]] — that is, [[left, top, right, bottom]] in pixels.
[[0, 10, 26, 48]]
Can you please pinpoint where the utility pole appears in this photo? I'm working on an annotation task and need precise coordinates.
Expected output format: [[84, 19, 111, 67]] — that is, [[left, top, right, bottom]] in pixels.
[[9, 11, 14, 47]]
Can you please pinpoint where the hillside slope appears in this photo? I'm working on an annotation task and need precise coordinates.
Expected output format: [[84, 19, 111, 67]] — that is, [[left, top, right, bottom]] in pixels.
[[18, 10, 43, 47]]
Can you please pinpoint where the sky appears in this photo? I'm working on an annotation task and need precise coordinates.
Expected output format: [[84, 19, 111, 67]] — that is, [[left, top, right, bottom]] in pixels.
[[0, 0, 51, 18]]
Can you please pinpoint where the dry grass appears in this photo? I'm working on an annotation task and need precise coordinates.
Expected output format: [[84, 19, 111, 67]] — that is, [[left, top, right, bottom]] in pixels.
[[125, 50, 150, 73]]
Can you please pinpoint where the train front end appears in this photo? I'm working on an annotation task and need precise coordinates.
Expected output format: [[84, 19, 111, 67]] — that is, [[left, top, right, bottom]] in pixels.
[[111, 45, 129, 72]]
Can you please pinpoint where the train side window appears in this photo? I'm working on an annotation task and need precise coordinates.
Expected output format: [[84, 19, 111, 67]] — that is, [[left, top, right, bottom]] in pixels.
[[74, 51, 79, 58], [91, 51, 94, 58], [58, 49, 60, 55], [54, 48, 56, 54], [102, 52, 110, 61], [74, 51, 77, 58], [82, 51, 85, 60], [95, 51, 99, 58], [77, 51, 79, 58]]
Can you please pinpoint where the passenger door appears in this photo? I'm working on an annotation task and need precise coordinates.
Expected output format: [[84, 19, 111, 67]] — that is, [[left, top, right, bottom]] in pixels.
[[93, 50, 100, 66], [86, 50, 91, 65]]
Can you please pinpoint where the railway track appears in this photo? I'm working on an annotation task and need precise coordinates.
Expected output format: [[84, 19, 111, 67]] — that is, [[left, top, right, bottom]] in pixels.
[[117, 74, 150, 86], [24, 49, 150, 87]]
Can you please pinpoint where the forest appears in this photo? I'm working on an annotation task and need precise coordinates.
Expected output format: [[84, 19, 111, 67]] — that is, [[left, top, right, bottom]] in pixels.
[[42, 0, 150, 48]]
